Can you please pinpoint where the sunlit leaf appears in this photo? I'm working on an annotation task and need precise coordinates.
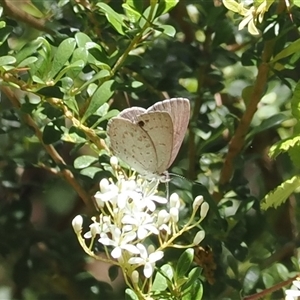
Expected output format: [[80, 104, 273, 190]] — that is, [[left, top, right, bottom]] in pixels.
[[261, 176, 300, 210]]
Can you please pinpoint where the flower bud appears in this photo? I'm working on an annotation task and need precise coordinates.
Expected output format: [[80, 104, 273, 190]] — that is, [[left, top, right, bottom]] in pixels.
[[193, 230, 205, 245], [131, 270, 139, 283], [170, 207, 179, 223], [110, 156, 119, 169], [193, 195, 204, 210], [157, 209, 170, 225], [200, 202, 209, 220], [72, 215, 83, 233], [170, 193, 180, 209]]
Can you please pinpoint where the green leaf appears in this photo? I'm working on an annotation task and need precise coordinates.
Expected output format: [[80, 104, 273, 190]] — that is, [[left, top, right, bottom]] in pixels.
[[125, 0, 144, 13], [122, 3, 142, 23], [176, 249, 194, 280], [243, 265, 260, 293], [288, 142, 300, 168], [291, 80, 300, 119], [269, 135, 300, 158], [75, 32, 92, 47], [152, 265, 170, 291], [223, 0, 241, 13], [0, 26, 12, 46], [262, 273, 275, 288], [294, 0, 300, 7], [42, 122, 63, 144], [261, 176, 300, 210], [161, 264, 174, 281], [17, 56, 38, 67], [48, 38, 76, 79], [158, 25, 176, 37], [15, 38, 43, 64], [275, 263, 289, 280], [82, 79, 115, 121], [182, 267, 202, 291], [125, 289, 139, 300], [97, 3, 127, 35], [80, 167, 102, 178], [271, 39, 300, 63], [0, 55, 16, 65], [108, 265, 119, 281], [156, 0, 179, 16], [62, 126, 86, 143], [247, 114, 288, 139], [74, 155, 98, 169], [81, 70, 111, 92], [182, 279, 203, 300]]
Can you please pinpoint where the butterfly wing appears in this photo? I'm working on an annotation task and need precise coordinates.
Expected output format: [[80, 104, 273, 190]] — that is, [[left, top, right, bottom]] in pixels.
[[118, 107, 146, 122], [107, 116, 158, 176], [136, 111, 173, 174], [147, 98, 190, 168]]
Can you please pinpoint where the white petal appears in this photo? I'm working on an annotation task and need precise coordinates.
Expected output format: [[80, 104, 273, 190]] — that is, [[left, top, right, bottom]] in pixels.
[[128, 257, 144, 264], [111, 246, 122, 258], [150, 195, 168, 204], [122, 244, 140, 254], [137, 227, 148, 239], [293, 281, 300, 289], [122, 231, 136, 243], [137, 243, 148, 259], [117, 193, 127, 209], [146, 200, 156, 212], [99, 178, 110, 192], [148, 251, 164, 263], [144, 262, 154, 278]]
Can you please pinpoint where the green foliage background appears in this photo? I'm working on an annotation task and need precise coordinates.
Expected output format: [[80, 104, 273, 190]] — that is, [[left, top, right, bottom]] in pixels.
[[0, 0, 300, 299]]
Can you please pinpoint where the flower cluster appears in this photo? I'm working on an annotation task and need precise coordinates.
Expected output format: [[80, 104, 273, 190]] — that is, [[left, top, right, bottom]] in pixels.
[[72, 157, 209, 291], [285, 279, 300, 300]]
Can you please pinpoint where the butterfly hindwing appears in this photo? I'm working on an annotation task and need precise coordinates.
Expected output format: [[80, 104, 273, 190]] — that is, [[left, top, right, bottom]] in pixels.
[[136, 111, 173, 174], [107, 117, 158, 175], [147, 98, 190, 168]]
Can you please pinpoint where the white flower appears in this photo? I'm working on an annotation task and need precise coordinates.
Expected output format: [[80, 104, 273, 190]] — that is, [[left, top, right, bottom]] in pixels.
[[94, 182, 119, 207], [285, 280, 300, 300], [83, 223, 100, 239], [122, 211, 159, 239], [142, 195, 168, 212], [98, 227, 139, 259], [128, 243, 164, 278]]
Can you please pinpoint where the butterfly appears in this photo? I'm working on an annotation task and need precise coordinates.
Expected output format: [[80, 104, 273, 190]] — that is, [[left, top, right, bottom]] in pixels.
[[107, 98, 190, 179]]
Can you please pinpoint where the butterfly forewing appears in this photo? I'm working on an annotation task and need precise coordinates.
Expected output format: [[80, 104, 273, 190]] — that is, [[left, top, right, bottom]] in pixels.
[[107, 117, 158, 175]]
